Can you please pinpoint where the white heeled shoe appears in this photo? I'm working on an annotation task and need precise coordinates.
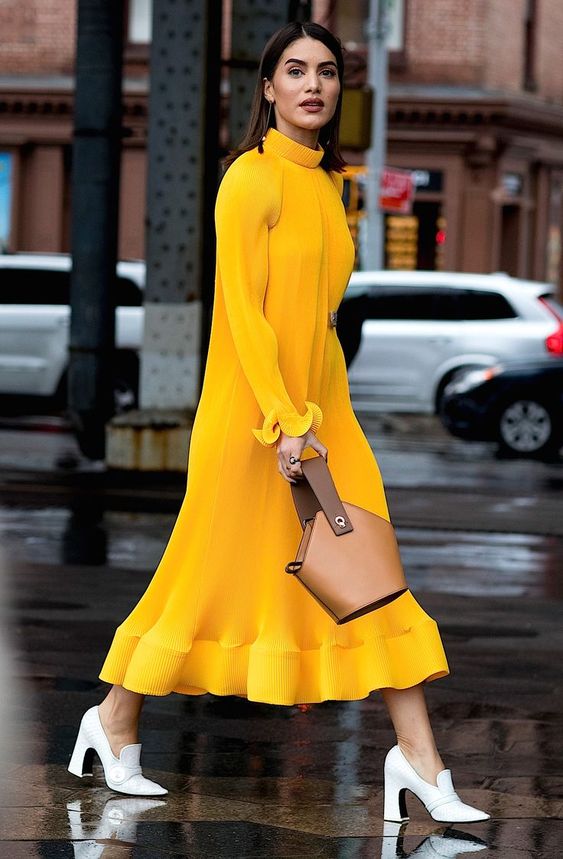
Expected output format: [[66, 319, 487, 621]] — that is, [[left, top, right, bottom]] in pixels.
[[383, 745, 489, 824], [68, 705, 168, 796]]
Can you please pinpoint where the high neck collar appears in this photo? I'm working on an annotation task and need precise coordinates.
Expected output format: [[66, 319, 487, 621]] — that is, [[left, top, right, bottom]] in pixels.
[[263, 127, 324, 168]]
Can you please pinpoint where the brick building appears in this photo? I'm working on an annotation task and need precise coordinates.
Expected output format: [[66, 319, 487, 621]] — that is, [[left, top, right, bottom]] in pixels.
[[0, 0, 148, 258], [330, 0, 563, 287], [1, 0, 563, 293]]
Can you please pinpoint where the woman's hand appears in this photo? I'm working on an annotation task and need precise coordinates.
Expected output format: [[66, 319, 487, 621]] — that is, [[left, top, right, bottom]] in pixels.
[[276, 429, 328, 484]]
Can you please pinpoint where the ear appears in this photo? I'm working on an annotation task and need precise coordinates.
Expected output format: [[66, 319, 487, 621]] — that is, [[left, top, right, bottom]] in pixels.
[[263, 77, 274, 102]]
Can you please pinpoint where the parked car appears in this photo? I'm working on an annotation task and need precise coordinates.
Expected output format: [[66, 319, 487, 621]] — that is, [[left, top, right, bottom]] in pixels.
[[0, 253, 145, 412], [339, 271, 563, 414], [439, 357, 563, 458]]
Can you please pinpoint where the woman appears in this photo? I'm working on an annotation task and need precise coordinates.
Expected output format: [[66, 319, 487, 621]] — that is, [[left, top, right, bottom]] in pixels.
[[68, 22, 489, 824]]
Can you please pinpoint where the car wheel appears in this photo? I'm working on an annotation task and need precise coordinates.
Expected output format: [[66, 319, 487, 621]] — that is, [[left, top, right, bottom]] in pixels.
[[497, 398, 560, 457]]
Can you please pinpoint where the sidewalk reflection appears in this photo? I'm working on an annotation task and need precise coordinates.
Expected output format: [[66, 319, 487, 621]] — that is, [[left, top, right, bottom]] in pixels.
[[380, 820, 488, 858], [67, 796, 166, 857], [0, 547, 29, 803]]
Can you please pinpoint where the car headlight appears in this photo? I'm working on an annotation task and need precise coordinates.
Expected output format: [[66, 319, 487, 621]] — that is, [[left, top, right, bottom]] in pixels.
[[445, 366, 502, 395]]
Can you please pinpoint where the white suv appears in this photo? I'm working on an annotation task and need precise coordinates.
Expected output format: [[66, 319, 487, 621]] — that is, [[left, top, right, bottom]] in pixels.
[[0, 253, 145, 410], [340, 271, 563, 413]]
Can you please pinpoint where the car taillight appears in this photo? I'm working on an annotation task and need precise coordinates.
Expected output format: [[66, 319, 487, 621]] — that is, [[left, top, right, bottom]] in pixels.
[[546, 328, 563, 353], [538, 296, 563, 354]]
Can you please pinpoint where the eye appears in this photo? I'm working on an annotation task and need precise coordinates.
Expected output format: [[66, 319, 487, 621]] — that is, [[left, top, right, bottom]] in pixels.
[[288, 67, 303, 76], [321, 69, 337, 77]]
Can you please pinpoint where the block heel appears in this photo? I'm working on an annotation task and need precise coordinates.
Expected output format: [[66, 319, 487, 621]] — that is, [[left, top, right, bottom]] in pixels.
[[383, 745, 489, 824], [67, 705, 168, 796], [383, 771, 409, 822], [68, 730, 95, 777]]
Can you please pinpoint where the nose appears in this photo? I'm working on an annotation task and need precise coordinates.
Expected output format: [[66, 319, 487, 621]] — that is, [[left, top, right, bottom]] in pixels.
[[305, 74, 322, 93]]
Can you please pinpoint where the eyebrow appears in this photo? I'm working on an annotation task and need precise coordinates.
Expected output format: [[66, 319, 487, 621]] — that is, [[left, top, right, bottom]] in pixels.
[[283, 58, 337, 68]]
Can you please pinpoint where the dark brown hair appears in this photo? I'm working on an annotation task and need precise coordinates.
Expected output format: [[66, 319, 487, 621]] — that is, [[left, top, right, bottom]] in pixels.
[[223, 22, 346, 173]]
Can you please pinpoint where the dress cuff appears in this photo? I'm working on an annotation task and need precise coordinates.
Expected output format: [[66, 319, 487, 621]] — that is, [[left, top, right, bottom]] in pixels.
[[252, 400, 323, 447]]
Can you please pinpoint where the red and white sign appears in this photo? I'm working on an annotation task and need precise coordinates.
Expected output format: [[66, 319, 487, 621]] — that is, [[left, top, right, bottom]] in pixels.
[[379, 167, 415, 214]]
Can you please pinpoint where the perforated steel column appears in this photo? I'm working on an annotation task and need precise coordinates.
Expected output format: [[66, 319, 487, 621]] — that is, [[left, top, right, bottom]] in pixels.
[[140, 0, 212, 410], [228, 0, 287, 146]]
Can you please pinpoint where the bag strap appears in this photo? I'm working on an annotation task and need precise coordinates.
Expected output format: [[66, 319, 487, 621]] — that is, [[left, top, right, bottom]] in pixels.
[[289, 455, 354, 536]]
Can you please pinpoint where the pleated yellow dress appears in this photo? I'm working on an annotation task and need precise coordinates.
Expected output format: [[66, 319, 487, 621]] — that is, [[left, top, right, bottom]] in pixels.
[[99, 127, 449, 705]]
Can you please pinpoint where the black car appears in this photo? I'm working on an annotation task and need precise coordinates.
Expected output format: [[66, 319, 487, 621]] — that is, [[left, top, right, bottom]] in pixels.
[[439, 358, 563, 458]]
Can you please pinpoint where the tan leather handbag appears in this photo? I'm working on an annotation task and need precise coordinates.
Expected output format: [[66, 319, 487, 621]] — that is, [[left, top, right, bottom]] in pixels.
[[285, 455, 408, 624]]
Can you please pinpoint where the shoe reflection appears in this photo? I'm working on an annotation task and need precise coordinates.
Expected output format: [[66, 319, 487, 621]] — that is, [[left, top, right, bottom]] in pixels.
[[67, 796, 167, 856], [381, 820, 488, 858]]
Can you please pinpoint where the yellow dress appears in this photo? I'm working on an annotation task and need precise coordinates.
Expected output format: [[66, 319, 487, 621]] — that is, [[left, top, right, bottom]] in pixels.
[[99, 127, 449, 705]]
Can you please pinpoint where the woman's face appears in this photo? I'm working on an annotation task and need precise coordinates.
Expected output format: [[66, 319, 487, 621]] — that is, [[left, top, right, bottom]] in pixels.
[[263, 37, 341, 148]]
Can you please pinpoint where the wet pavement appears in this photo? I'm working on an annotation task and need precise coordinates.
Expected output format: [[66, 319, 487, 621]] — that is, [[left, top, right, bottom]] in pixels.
[[0, 414, 562, 857]]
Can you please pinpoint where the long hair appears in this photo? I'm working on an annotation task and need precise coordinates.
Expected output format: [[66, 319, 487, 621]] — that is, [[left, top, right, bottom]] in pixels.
[[223, 22, 346, 173]]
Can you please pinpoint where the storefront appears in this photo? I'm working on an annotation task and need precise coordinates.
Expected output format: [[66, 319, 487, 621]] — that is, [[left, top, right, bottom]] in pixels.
[[2, 2, 563, 302], [381, 90, 563, 296], [383, 167, 448, 271]]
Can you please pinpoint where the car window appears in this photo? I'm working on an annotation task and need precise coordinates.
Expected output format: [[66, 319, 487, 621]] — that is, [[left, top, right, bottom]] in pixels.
[[361, 286, 518, 321], [363, 288, 462, 321], [116, 277, 143, 306], [456, 289, 517, 320], [431, 291, 465, 320], [0, 267, 70, 304], [0, 268, 142, 306]]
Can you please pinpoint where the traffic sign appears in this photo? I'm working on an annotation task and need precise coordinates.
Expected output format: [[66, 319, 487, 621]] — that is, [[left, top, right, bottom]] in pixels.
[[379, 167, 415, 214]]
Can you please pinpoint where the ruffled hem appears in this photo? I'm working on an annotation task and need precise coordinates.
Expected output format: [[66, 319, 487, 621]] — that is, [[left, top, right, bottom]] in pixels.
[[252, 400, 323, 447], [98, 617, 449, 705]]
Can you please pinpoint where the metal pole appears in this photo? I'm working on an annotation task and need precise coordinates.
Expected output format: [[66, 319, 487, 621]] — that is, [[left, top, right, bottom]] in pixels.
[[68, 0, 124, 459], [363, 0, 390, 271]]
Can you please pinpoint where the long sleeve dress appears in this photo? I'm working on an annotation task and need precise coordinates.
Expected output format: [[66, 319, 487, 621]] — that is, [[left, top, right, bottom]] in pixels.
[[98, 126, 449, 705]]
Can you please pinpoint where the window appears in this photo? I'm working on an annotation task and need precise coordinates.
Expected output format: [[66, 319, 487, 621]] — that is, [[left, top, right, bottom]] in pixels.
[[0, 269, 70, 305], [116, 277, 143, 306], [360, 287, 517, 321], [456, 290, 517, 320], [387, 0, 406, 52], [128, 0, 152, 44], [429, 291, 465, 321], [362, 288, 451, 320], [523, 0, 537, 91], [0, 269, 142, 307], [0, 153, 13, 253]]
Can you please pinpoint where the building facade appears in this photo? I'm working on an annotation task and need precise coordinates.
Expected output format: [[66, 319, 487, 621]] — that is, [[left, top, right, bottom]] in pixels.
[[1, 0, 563, 295], [328, 0, 563, 291], [392, 0, 563, 290], [0, 0, 149, 259]]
